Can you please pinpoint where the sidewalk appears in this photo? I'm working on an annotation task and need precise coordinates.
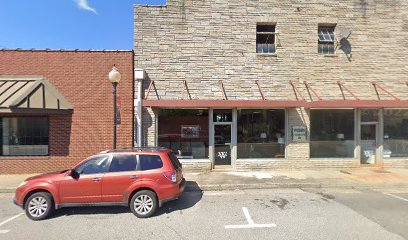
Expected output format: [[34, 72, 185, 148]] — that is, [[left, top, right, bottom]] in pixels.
[[1, 168, 408, 193], [184, 168, 408, 191]]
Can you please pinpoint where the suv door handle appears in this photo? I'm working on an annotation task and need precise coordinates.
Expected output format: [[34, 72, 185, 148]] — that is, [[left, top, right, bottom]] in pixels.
[[130, 175, 140, 179], [93, 177, 102, 182]]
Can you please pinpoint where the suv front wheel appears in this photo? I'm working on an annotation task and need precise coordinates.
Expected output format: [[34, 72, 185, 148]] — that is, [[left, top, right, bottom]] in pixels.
[[130, 190, 158, 218], [24, 192, 54, 221]]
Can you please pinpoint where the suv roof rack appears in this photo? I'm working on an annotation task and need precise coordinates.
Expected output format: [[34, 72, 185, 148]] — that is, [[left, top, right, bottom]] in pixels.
[[99, 147, 169, 154]]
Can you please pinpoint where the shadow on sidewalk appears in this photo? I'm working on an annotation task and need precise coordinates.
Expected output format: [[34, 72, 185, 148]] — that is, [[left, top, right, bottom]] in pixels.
[[155, 181, 203, 216], [48, 181, 202, 219]]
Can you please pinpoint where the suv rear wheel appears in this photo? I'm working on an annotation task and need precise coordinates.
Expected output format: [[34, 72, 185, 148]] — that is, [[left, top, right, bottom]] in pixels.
[[24, 192, 54, 221], [130, 190, 158, 218]]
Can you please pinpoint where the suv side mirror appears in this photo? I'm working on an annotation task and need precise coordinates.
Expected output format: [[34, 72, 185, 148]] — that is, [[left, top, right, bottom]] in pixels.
[[70, 169, 80, 179]]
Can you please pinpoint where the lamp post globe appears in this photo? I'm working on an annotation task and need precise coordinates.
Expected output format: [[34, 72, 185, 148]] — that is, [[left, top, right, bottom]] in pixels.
[[109, 66, 121, 83], [109, 65, 121, 149]]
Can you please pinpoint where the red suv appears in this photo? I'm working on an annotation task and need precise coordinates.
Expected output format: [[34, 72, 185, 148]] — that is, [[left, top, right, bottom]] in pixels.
[[13, 147, 185, 220]]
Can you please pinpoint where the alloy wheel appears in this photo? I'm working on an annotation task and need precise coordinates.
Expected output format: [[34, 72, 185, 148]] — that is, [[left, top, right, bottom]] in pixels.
[[133, 194, 153, 215], [28, 196, 48, 218]]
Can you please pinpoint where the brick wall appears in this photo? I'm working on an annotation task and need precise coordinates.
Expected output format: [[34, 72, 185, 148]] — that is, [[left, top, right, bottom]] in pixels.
[[0, 50, 134, 174]]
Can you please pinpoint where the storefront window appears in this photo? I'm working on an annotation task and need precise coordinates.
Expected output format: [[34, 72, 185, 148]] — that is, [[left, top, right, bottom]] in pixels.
[[1, 117, 49, 156], [383, 109, 408, 158], [158, 109, 209, 159], [310, 110, 355, 158], [237, 109, 285, 158]]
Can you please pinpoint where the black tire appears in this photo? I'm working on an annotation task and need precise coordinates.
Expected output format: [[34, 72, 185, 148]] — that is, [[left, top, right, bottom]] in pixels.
[[130, 190, 158, 218], [24, 192, 54, 221]]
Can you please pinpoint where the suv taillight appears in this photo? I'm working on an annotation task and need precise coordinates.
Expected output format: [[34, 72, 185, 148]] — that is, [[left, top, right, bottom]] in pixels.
[[163, 171, 177, 183]]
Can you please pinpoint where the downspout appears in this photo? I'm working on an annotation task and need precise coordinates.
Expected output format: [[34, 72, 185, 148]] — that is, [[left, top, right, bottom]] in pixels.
[[134, 68, 145, 147]]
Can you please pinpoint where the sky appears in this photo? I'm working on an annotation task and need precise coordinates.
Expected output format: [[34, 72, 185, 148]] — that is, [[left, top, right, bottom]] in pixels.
[[0, 0, 166, 50]]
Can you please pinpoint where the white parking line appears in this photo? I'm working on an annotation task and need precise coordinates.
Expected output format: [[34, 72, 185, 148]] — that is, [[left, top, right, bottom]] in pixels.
[[383, 193, 408, 202], [242, 207, 255, 225], [0, 213, 24, 234], [225, 207, 277, 229]]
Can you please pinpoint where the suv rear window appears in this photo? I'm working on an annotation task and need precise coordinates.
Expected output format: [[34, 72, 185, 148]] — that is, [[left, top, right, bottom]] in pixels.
[[168, 152, 182, 169], [140, 155, 163, 171], [109, 155, 137, 172]]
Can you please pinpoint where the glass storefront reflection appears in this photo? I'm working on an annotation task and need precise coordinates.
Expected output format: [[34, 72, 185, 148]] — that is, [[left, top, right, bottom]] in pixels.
[[237, 109, 285, 158], [158, 109, 209, 159], [384, 109, 408, 158], [310, 109, 355, 158]]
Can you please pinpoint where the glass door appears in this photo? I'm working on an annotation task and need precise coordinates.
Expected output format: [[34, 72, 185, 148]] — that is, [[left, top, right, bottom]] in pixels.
[[214, 124, 232, 165], [360, 124, 377, 164]]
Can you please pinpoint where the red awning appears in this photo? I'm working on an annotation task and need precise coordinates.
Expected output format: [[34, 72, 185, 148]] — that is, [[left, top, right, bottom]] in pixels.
[[307, 100, 408, 108], [142, 80, 408, 109], [143, 99, 408, 108], [143, 100, 303, 108]]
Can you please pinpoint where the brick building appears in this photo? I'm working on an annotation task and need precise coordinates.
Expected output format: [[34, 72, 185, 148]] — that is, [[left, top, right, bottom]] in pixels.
[[0, 50, 134, 174], [134, 0, 408, 171]]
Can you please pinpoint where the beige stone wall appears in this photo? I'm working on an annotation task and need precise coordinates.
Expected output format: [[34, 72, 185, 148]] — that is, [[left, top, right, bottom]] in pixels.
[[135, 0, 408, 102], [135, 0, 408, 169]]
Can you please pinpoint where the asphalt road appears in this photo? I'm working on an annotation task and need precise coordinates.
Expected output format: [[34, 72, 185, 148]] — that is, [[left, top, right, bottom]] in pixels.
[[0, 188, 407, 240]]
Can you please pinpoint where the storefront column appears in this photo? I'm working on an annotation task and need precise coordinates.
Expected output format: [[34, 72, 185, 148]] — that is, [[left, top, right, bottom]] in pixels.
[[231, 108, 237, 169], [355, 109, 361, 164], [286, 107, 310, 163], [209, 108, 214, 167], [377, 108, 384, 166]]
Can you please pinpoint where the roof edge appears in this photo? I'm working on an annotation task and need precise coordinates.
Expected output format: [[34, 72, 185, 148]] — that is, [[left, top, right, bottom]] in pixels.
[[134, 4, 167, 7], [0, 48, 133, 52]]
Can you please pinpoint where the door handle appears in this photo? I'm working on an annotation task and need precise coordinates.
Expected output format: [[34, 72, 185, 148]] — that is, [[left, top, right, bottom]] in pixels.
[[130, 175, 140, 179], [93, 177, 102, 182]]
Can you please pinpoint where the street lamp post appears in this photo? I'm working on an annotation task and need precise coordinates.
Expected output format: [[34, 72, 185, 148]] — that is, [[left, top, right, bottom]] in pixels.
[[109, 65, 121, 149]]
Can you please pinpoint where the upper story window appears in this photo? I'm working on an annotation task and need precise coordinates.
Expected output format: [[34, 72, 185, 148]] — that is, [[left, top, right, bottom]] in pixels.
[[318, 25, 336, 54], [256, 24, 276, 54]]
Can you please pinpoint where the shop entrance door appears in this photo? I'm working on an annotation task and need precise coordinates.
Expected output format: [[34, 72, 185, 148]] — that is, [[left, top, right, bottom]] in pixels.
[[360, 124, 377, 164], [214, 124, 232, 165]]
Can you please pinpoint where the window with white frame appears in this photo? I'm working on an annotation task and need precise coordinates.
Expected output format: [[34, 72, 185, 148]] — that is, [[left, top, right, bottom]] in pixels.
[[318, 25, 336, 54], [256, 24, 276, 54]]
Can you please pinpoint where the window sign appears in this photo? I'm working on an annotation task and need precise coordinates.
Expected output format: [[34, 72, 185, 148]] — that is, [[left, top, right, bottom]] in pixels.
[[292, 126, 307, 142], [181, 125, 200, 138]]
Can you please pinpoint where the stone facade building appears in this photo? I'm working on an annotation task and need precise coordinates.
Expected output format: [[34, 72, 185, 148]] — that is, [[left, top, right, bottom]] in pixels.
[[134, 0, 408, 171]]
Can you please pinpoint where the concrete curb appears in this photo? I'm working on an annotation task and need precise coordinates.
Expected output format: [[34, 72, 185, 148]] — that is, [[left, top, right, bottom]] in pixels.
[[185, 182, 408, 192], [0, 188, 17, 193], [2, 183, 407, 194]]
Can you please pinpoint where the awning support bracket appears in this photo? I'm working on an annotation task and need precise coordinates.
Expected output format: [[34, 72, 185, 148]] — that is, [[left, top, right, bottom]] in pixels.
[[219, 80, 227, 100], [337, 81, 360, 100], [290, 80, 305, 101], [144, 80, 158, 100], [255, 80, 266, 100], [304, 81, 322, 101], [181, 80, 191, 100], [372, 82, 400, 101]]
